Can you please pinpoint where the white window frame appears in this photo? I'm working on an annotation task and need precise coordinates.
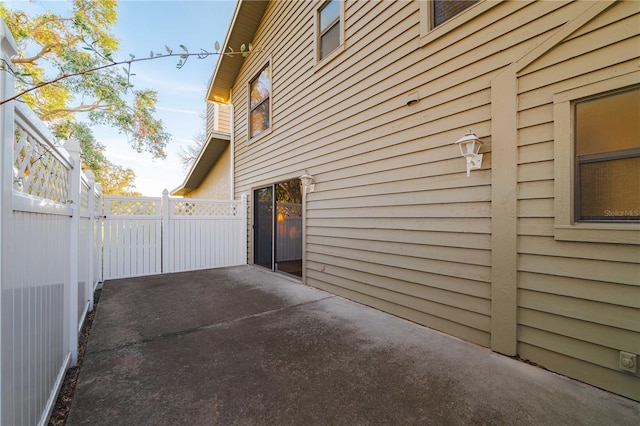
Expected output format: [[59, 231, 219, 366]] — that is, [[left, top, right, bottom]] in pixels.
[[315, 0, 345, 66], [248, 60, 273, 142], [553, 72, 640, 245], [419, 0, 500, 47]]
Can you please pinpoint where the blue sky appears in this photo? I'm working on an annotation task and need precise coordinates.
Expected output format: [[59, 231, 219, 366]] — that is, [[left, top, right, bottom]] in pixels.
[[6, 0, 237, 196]]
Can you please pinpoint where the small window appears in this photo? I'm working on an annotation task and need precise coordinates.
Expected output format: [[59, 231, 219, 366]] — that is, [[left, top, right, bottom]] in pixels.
[[249, 64, 271, 138], [432, 0, 479, 28], [318, 0, 341, 60], [574, 87, 640, 222]]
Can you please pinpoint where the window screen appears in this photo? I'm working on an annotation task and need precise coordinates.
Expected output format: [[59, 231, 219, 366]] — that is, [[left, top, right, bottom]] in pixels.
[[575, 87, 640, 221], [319, 0, 340, 59], [250, 65, 270, 138], [432, 0, 479, 28]]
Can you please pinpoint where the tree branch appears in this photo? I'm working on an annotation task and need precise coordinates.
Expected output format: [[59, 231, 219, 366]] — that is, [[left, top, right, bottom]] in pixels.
[[0, 50, 231, 106], [12, 44, 56, 64], [40, 99, 104, 119]]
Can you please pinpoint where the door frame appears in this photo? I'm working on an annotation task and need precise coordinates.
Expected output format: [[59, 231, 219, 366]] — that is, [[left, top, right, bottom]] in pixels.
[[252, 178, 303, 278]]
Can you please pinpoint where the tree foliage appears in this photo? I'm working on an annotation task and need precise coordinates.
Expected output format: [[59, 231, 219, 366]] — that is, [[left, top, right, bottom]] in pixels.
[[1, 1, 255, 195], [0, 0, 170, 159]]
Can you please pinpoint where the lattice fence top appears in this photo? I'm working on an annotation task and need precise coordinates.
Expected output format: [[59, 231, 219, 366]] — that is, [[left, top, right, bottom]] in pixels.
[[105, 197, 161, 217], [13, 125, 70, 202], [171, 200, 239, 217]]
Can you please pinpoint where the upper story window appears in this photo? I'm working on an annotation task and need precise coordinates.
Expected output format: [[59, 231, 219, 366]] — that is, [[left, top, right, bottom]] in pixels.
[[574, 87, 639, 222], [419, 0, 496, 47], [432, 0, 479, 28], [249, 64, 271, 139], [318, 0, 342, 60]]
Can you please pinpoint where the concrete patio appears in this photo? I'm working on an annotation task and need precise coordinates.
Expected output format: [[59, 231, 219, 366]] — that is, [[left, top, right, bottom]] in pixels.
[[68, 265, 639, 425]]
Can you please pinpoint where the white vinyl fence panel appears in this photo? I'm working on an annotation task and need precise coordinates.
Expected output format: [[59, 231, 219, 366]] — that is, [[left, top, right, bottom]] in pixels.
[[1, 22, 102, 425], [166, 197, 247, 273], [103, 192, 247, 280], [103, 197, 162, 280]]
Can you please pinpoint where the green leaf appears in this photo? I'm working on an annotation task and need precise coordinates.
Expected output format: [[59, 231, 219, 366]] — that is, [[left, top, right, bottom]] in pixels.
[[214, 41, 220, 52], [180, 44, 188, 52], [240, 44, 246, 52], [248, 43, 253, 51], [165, 45, 172, 54], [129, 54, 135, 59], [150, 51, 154, 57]]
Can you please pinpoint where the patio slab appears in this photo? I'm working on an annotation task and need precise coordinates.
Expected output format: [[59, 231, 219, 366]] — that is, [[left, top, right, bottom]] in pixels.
[[67, 265, 639, 425]]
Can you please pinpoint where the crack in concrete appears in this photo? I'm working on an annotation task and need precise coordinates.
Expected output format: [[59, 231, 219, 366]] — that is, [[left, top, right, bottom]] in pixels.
[[88, 295, 336, 355]]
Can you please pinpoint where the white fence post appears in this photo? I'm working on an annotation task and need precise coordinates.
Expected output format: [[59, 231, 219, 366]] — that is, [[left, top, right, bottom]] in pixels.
[[64, 138, 81, 367], [95, 183, 103, 287], [86, 171, 95, 312], [241, 193, 248, 264], [162, 189, 170, 273], [0, 19, 18, 425]]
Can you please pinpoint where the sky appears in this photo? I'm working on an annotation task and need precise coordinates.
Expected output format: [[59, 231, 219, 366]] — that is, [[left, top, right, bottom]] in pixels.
[[5, 0, 238, 196]]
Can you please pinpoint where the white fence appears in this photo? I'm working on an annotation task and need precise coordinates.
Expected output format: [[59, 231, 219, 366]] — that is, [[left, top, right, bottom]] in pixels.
[[103, 193, 247, 279], [1, 21, 103, 426], [1, 21, 249, 425]]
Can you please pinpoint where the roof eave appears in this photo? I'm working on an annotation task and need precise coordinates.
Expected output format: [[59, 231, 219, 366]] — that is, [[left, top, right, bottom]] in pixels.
[[170, 131, 231, 196], [206, 0, 269, 104]]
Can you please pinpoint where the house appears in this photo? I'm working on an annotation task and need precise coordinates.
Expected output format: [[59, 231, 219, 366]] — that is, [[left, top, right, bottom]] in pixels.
[[184, 0, 640, 400], [171, 102, 233, 199]]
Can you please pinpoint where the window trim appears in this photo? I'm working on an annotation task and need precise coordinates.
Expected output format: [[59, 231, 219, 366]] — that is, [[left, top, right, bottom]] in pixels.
[[553, 73, 640, 245], [248, 60, 273, 142], [315, 0, 345, 67], [419, 0, 500, 48]]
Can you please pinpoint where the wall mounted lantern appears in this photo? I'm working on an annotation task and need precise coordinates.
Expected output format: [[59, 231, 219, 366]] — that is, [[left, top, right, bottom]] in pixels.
[[300, 173, 315, 193], [455, 132, 483, 177]]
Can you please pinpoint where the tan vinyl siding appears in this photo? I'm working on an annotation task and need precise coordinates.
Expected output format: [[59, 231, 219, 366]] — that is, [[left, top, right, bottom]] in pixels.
[[206, 102, 232, 135], [217, 104, 231, 133], [515, 0, 640, 400], [232, 0, 497, 346], [225, 0, 639, 399], [185, 145, 231, 200]]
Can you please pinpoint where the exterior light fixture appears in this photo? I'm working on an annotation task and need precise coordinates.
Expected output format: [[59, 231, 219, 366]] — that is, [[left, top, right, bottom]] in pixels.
[[300, 173, 315, 193], [455, 132, 483, 177]]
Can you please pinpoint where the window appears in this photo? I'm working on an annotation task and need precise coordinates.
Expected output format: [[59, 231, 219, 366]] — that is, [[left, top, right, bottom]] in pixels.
[[553, 78, 640, 244], [318, 0, 341, 60], [432, 0, 479, 28], [574, 87, 639, 222], [419, 1, 498, 47], [249, 64, 271, 138]]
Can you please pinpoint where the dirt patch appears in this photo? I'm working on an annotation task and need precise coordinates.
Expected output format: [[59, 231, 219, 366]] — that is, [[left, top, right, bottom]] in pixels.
[[48, 289, 101, 426]]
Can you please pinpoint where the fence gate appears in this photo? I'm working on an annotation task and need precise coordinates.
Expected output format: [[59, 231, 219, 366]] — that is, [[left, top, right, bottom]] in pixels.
[[103, 192, 247, 280]]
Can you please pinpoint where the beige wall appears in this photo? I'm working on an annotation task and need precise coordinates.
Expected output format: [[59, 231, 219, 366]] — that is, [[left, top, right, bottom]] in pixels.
[[206, 102, 232, 135], [226, 0, 639, 400], [186, 145, 231, 200], [513, 1, 640, 400]]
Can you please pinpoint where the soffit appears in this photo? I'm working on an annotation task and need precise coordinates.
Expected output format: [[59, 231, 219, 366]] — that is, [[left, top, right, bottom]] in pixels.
[[207, 0, 269, 103]]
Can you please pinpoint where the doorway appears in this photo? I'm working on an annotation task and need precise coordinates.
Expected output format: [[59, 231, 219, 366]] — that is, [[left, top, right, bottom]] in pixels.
[[253, 179, 303, 277]]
